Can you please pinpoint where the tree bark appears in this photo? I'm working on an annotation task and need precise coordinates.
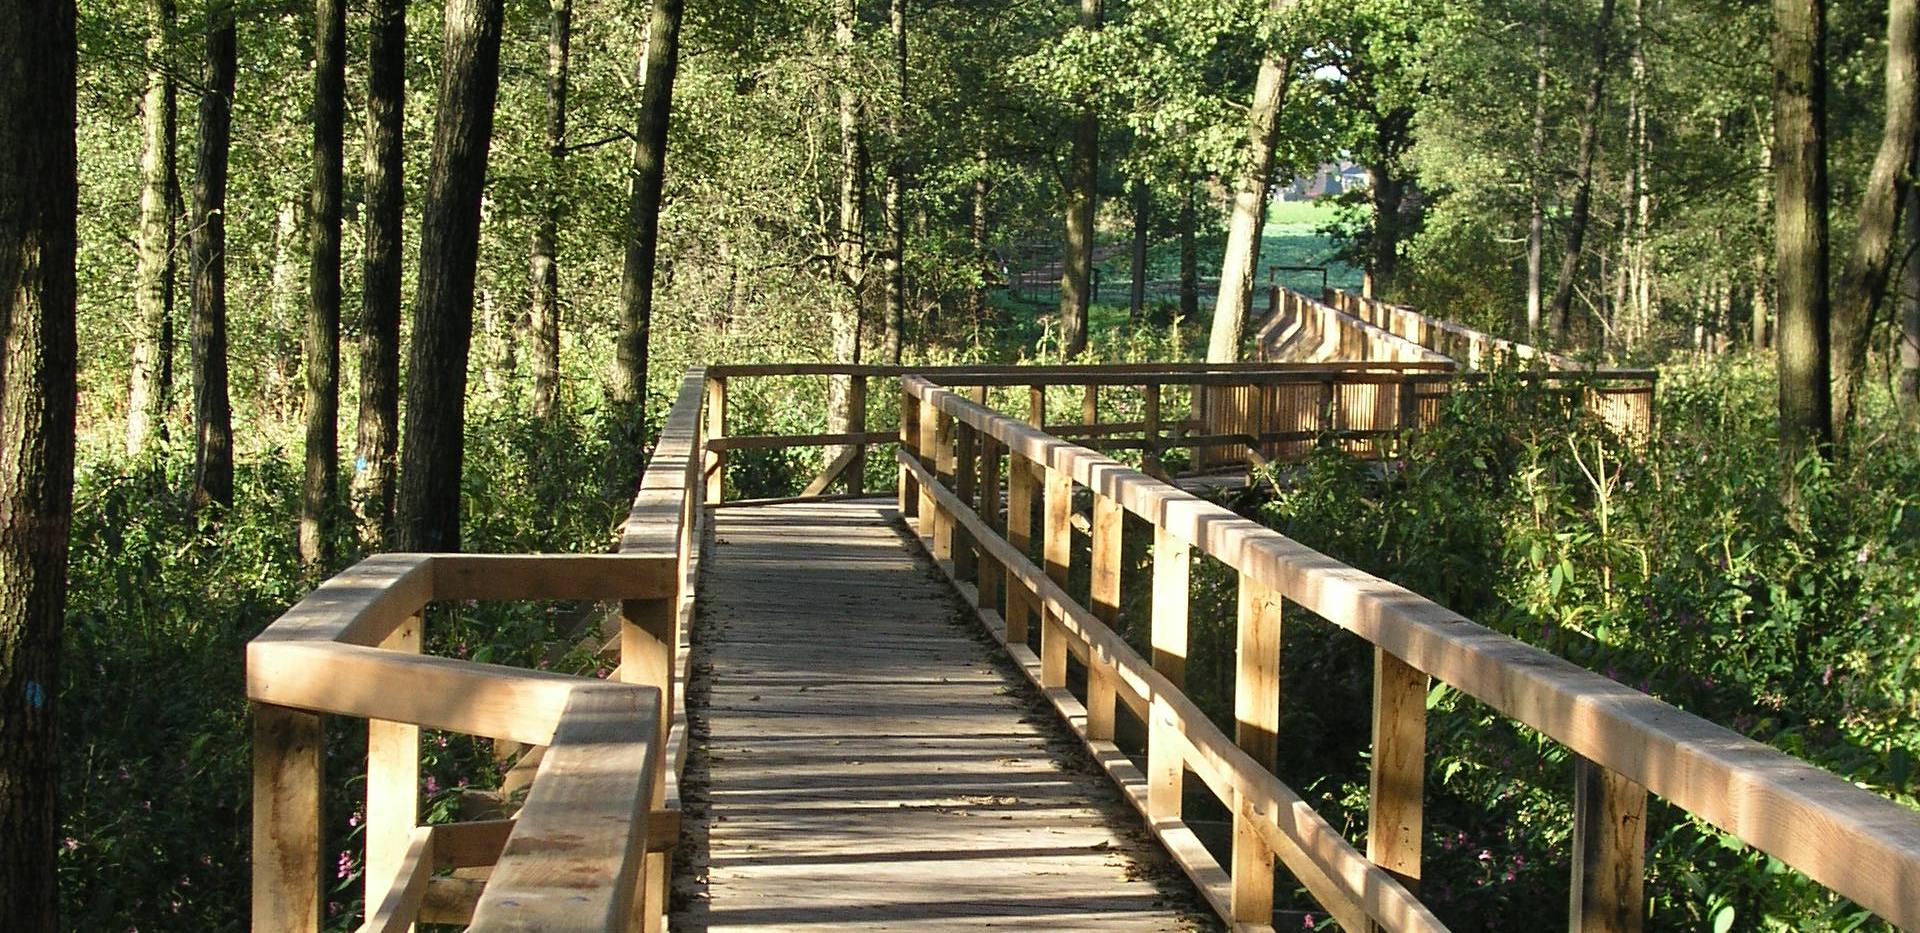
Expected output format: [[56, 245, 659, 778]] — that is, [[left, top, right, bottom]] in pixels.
[[1179, 176, 1198, 323], [353, 0, 404, 543], [127, 0, 176, 455], [189, 0, 236, 517], [1059, 0, 1102, 358], [1129, 181, 1150, 320], [529, 0, 570, 419], [1207, 0, 1292, 363], [0, 0, 78, 923], [827, 0, 867, 458], [612, 0, 686, 478], [1367, 108, 1412, 300], [1773, 0, 1832, 458], [1527, 14, 1548, 337], [1830, 0, 1920, 441], [393, 0, 506, 553], [1549, 0, 1619, 341], [969, 144, 990, 322], [881, 0, 907, 364], [1901, 146, 1920, 422], [301, 0, 346, 569]]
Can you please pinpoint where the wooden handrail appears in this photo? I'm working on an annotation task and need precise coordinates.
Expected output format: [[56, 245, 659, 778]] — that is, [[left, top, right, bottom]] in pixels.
[[248, 367, 709, 933], [900, 374, 1920, 932]]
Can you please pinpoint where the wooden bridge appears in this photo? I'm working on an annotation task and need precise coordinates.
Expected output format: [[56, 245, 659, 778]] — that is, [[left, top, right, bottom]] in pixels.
[[248, 362, 1920, 932]]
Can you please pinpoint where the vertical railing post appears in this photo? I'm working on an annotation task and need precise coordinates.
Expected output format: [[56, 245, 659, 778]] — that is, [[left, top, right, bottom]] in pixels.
[[1368, 649, 1428, 903], [978, 434, 1004, 614], [705, 375, 727, 504], [1087, 489, 1123, 740], [1230, 574, 1281, 924], [622, 558, 678, 933], [953, 420, 978, 581], [366, 614, 422, 921], [1571, 757, 1649, 933], [252, 702, 324, 933], [917, 395, 939, 535], [1040, 464, 1073, 689], [899, 383, 920, 518], [1397, 374, 1420, 436], [1147, 527, 1190, 822], [848, 373, 867, 495], [1005, 450, 1037, 646], [932, 409, 955, 562], [1317, 373, 1337, 436]]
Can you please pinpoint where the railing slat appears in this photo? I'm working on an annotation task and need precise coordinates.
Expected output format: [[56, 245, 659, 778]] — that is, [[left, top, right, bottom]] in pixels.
[[1368, 648, 1428, 897], [365, 614, 422, 923], [252, 702, 324, 933], [1571, 757, 1648, 933]]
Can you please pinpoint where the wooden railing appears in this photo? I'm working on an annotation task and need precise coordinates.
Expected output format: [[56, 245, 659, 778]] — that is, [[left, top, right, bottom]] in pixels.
[[1324, 287, 1582, 371], [897, 374, 1920, 933], [1258, 285, 1458, 366], [247, 369, 709, 933]]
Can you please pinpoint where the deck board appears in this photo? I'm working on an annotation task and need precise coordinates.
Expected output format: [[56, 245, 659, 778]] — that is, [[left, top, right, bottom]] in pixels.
[[671, 500, 1210, 931]]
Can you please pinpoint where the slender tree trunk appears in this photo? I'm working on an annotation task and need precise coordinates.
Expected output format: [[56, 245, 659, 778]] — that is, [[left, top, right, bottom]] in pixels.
[[354, 0, 403, 542], [529, 0, 570, 418], [1179, 176, 1198, 322], [1059, 0, 1102, 357], [1754, 130, 1775, 350], [828, 0, 867, 453], [1773, 0, 1832, 459], [881, 0, 907, 364], [301, 0, 346, 569], [1900, 147, 1920, 422], [1208, 0, 1292, 362], [189, 0, 236, 516], [393, 0, 506, 553], [1527, 14, 1548, 337], [612, 0, 686, 477], [1630, 0, 1653, 343], [0, 0, 78, 923], [969, 144, 990, 322], [127, 0, 176, 455], [1831, 0, 1919, 440], [1129, 181, 1150, 320], [1549, 0, 1619, 342]]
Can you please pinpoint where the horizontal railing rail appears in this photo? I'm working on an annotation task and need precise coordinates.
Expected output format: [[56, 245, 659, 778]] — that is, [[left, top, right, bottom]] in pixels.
[[247, 368, 709, 933], [897, 373, 1920, 932]]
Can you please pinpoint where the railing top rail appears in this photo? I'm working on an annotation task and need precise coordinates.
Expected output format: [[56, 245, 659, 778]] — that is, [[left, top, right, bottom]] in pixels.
[[621, 366, 708, 558], [704, 360, 1457, 378], [1264, 286, 1457, 366], [902, 374, 1920, 929]]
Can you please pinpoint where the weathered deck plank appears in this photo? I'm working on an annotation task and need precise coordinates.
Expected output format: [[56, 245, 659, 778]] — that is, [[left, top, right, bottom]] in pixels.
[[672, 501, 1210, 931]]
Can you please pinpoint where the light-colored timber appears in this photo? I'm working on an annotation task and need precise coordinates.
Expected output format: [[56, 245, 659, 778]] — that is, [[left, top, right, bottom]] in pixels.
[[671, 501, 1211, 932]]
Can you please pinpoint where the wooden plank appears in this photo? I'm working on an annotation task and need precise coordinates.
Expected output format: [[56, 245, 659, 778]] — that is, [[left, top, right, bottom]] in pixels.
[[366, 615, 421, 928], [1571, 757, 1648, 933], [1368, 648, 1427, 894], [471, 685, 659, 931], [702, 429, 898, 453], [252, 702, 324, 933], [1041, 465, 1074, 689], [953, 420, 979, 582], [250, 553, 432, 648], [978, 435, 1005, 613], [1086, 490, 1124, 741], [917, 395, 939, 537], [1005, 451, 1037, 645], [898, 383, 919, 517], [1232, 791, 1275, 925], [706, 375, 726, 503], [1235, 576, 1281, 771], [431, 554, 675, 602], [849, 373, 867, 495], [359, 826, 433, 933], [932, 409, 955, 561]]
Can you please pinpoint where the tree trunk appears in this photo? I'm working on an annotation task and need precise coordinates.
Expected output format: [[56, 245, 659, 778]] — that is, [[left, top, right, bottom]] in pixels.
[[1526, 14, 1548, 337], [881, 0, 906, 364], [828, 0, 867, 458], [189, 0, 236, 517], [969, 144, 990, 322], [127, 0, 176, 456], [1058, 0, 1102, 358], [1900, 147, 1920, 422], [612, 0, 686, 477], [1179, 176, 1198, 322], [1830, 0, 1919, 441], [529, 0, 570, 419], [1549, 0, 1619, 342], [1773, 0, 1832, 459], [354, 0, 404, 543], [1207, 0, 1292, 363], [393, 0, 506, 553], [301, 0, 346, 569], [0, 0, 78, 923], [1129, 181, 1150, 320]]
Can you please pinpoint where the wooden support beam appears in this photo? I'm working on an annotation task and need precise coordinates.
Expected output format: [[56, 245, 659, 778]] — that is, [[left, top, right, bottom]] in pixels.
[[1368, 648, 1427, 896], [705, 375, 726, 504], [1005, 451, 1037, 646], [954, 421, 979, 582], [933, 410, 956, 562], [366, 615, 421, 927], [1232, 792, 1276, 926], [978, 435, 1004, 613], [253, 702, 324, 933], [361, 826, 434, 933], [917, 396, 940, 536], [1041, 466, 1074, 689], [1151, 527, 1189, 688], [1086, 491, 1123, 741], [1235, 576, 1282, 770], [899, 384, 920, 517], [800, 446, 860, 498], [1143, 384, 1162, 475], [848, 374, 867, 495], [1572, 757, 1648, 933]]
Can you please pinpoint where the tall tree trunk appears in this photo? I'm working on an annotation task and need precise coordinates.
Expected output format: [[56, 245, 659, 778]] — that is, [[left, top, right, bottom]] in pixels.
[[1179, 176, 1198, 323], [354, 0, 404, 543], [127, 0, 176, 455], [1900, 147, 1920, 422], [828, 0, 868, 467], [881, 0, 907, 364], [529, 0, 570, 419], [612, 0, 686, 478], [1549, 0, 1619, 342], [1630, 0, 1653, 344], [1754, 130, 1775, 349], [1207, 0, 1292, 363], [393, 0, 506, 553], [0, 0, 78, 923], [1526, 14, 1548, 337], [1129, 181, 1150, 320], [1830, 0, 1920, 441], [301, 0, 346, 569], [189, 0, 236, 516], [1773, 0, 1832, 458], [1059, 0, 1102, 357], [968, 143, 989, 322], [1366, 114, 1411, 301]]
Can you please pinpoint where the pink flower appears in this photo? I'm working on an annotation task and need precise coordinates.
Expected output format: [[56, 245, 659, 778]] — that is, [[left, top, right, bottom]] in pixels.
[[425, 776, 440, 795]]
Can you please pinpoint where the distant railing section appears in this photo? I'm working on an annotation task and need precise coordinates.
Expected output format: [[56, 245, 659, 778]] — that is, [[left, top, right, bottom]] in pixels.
[[246, 369, 709, 933], [1258, 285, 1456, 367], [898, 375, 1920, 933], [1324, 287, 1581, 370]]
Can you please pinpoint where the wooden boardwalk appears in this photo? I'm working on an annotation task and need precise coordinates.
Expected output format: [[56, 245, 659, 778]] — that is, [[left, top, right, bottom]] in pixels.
[[670, 500, 1209, 931]]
